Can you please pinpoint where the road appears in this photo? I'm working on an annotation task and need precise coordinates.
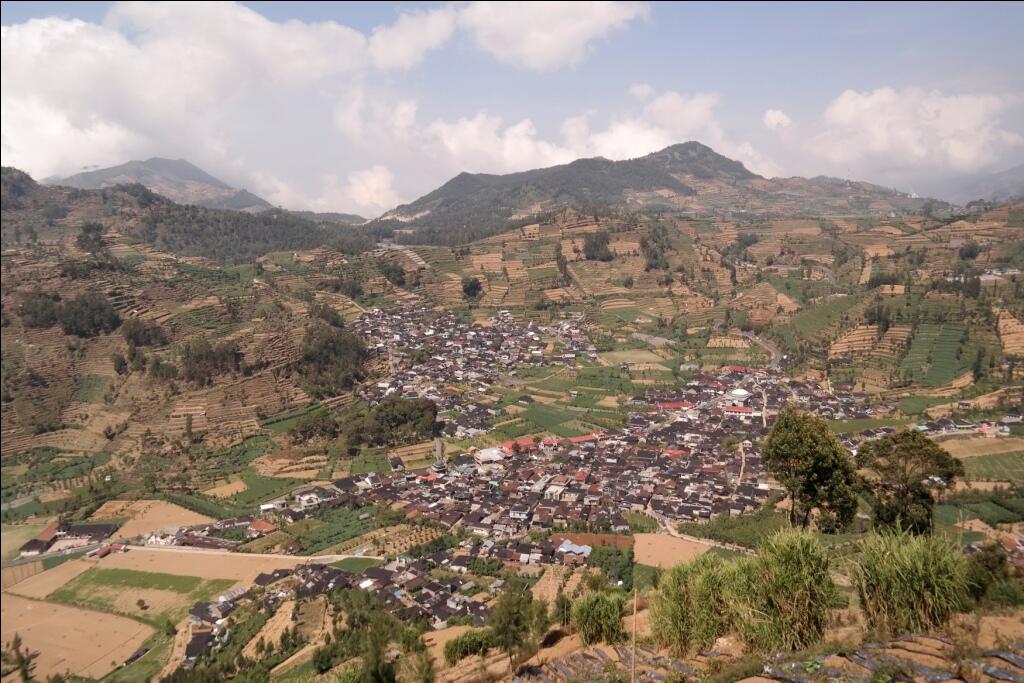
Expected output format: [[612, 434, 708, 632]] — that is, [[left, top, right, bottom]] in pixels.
[[736, 331, 783, 370]]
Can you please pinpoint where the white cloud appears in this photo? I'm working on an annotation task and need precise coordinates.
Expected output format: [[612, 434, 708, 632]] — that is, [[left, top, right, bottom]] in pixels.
[[256, 165, 402, 217], [763, 109, 792, 130], [427, 112, 577, 172], [811, 87, 1022, 173], [459, 1, 648, 70], [338, 165, 403, 216], [368, 7, 456, 70], [628, 83, 654, 99]]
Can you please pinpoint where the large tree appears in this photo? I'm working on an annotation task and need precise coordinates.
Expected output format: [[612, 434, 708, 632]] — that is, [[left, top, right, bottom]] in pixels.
[[857, 429, 964, 534], [486, 578, 534, 668], [761, 405, 858, 531]]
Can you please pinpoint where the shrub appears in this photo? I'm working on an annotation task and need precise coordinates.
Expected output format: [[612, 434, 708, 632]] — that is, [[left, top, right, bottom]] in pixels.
[[852, 531, 969, 635], [443, 628, 494, 665], [571, 592, 625, 645]]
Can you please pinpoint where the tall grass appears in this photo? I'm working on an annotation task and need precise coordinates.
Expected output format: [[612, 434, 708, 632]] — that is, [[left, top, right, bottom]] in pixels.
[[650, 553, 732, 656], [731, 530, 836, 652], [852, 531, 969, 635], [650, 531, 835, 656]]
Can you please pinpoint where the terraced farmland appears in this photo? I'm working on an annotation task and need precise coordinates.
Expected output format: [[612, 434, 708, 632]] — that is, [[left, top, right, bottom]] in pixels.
[[899, 323, 968, 387]]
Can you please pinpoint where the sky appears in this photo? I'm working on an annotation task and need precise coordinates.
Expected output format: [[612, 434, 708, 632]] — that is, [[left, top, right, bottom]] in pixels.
[[2, 1, 1023, 216]]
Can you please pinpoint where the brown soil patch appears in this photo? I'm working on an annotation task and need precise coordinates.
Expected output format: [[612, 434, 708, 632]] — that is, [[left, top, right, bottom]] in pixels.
[[633, 533, 711, 568], [91, 500, 214, 538], [1, 593, 154, 680], [243, 599, 295, 658], [6, 558, 93, 599], [977, 611, 1024, 649]]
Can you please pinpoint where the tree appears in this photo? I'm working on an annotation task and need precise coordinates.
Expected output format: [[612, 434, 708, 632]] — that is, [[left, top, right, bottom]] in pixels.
[[17, 291, 60, 328], [461, 276, 482, 299], [297, 323, 367, 398], [570, 592, 624, 645], [487, 578, 534, 668], [761, 405, 858, 531], [582, 232, 613, 261], [57, 293, 121, 337], [1, 634, 39, 682], [75, 222, 107, 255], [858, 429, 964, 534]]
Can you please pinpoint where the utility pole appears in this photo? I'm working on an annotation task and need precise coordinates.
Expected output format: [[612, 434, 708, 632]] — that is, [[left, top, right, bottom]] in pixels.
[[631, 587, 637, 683]]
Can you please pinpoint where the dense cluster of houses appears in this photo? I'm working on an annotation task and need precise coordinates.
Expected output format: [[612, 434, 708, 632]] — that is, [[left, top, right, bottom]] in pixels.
[[351, 306, 594, 435]]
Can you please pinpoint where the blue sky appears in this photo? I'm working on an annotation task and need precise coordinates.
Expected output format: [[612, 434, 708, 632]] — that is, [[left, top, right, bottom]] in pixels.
[[3, 1, 1022, 214]]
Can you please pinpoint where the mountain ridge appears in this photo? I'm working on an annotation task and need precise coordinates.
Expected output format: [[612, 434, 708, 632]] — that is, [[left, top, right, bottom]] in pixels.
[[377, 141, 939, 245]]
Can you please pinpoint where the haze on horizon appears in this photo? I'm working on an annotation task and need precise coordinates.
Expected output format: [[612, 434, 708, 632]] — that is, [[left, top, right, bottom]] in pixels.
[[2, 0, 1023, 216]]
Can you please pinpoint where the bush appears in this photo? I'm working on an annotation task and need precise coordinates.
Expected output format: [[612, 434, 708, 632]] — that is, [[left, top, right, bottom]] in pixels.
[[650, 553, 732, 656], [571, 592, 625, 645], [853, 531, 969, 635], [443, 628, 494, 665]]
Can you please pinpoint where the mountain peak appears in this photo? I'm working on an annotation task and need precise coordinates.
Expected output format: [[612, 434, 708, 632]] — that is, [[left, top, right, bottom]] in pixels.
[[52, 158, 271, 211]]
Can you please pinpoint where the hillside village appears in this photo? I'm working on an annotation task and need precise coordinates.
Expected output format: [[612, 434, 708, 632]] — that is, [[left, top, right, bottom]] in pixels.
[[1, 165, 1023, 682]]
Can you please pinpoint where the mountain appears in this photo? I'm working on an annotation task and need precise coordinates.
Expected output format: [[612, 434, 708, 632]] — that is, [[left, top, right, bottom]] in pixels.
[[51, 157, 274, 212], [1, 167, 351, 262], [922, 164, 1024, 206], [378, 141, 938, 244]]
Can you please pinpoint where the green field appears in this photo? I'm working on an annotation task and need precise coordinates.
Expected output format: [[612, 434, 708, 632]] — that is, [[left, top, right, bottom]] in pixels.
[[963, 452, 1024, 483], [49, 568, 234, 626], [624, 512, 660, 533], [348, 450, 391, 475], [301, 506, 376, 555], [330, 556, 384, 572], [787, 294, 862, 339], [73, 374, 111, 403]]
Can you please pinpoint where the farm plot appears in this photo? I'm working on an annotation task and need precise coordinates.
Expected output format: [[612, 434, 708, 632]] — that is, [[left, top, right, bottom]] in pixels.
[[597, 349, 667, 366], [6, 558, 94, 599], [1, 594, 155, 680], [941, 437, 1024, 459], [962, 452, 1024, 484], [295, 506, 376, 555], [90, 500, 214, 539], [48, 567, 235, 626], [98, 546, 306, 582], [632, 533, 712, 568], [327, 524, 444, 556]]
